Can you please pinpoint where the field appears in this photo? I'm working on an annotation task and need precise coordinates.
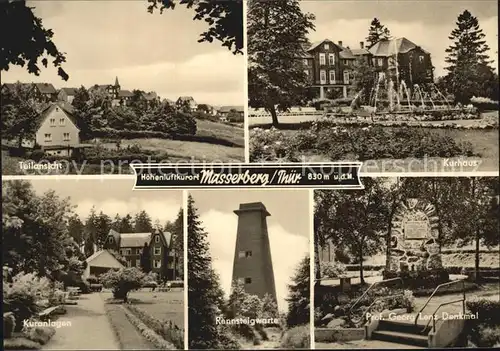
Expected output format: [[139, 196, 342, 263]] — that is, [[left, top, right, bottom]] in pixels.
[[196, 119, 244, 147], [127, 290, 184, 328]]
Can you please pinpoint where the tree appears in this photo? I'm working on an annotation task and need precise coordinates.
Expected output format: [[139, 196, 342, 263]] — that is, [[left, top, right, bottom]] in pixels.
[[349, 57, 377, 105], [140, 243, 152, 273], [134, 210, 154, 233], [118, 214, 134, 233], [187, 195, 236, 349], [147, 0, 243, 54], [1, 82, 43, 148], [247, 0, 315, 127], [286, 255, 310, 327], [170, 208, 184, 279], [0, 1, 68, 80], [366, 18, 391, 48], [100, 267, 145, 302], [67, 214, 85, 247], [315, 179, 388, 284], [452, 178, 499, 282], [226, 109, 243, 123], [444, 10, 495, 103]]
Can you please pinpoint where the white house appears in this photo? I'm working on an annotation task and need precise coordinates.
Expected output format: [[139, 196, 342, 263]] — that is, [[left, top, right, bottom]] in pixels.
[[82, 250, 124, 279]]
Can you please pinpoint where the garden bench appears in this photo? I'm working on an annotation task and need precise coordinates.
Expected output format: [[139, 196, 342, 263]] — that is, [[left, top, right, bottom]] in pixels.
[[38, 306, 62, 321]]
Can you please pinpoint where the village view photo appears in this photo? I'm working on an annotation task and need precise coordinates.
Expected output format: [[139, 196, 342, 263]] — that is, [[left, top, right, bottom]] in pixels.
[[2, 179, 185, 350], [248, 0, 498, 173], [1, 0, 245, 175]]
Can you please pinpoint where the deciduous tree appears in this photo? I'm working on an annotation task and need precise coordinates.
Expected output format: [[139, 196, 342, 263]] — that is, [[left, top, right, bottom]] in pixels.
[[247, 0, 315, 127]]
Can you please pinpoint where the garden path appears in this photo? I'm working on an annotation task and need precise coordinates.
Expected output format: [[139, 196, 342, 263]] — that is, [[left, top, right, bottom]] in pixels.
[[42, 292, 120, 350], [316, 340, 421, 349]]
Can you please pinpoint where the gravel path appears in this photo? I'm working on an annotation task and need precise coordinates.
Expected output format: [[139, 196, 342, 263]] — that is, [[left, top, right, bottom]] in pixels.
[[42, 293, 120, 350]]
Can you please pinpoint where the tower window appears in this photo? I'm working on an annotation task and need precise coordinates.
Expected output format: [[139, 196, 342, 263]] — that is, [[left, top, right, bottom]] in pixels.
[[245, 251, 252, 257], [244, 277, 252, 284], [238, 250, 253, 258]]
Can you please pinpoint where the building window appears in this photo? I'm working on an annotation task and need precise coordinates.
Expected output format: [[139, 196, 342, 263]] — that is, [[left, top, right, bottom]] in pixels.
[[154, 260, 161, 268], [237, 277, 245, 285], [136, 248, 142, 254], [244, 277, 252, 284], [44, 133, 52, 142], [126, 260, 131, 267], [378, 58, 383, 66], [304, 69, 309, 77], [155, 236, 160, 243], [239, 250, 252, 258], [50, 118, 56, 126], [154, 247, 161, 255], [324, 43, 329, 50], [329, 70, 336, 84], [108, 237, 113, 244], [419, 55, 424, 63], [328, 53, 335, 65], [63, 133, 70, 141], [344, 71, 350, 84], [372, 58, 377, 66], [125, 249, 131, 255], [319, 53, 326, 65], [245, 251, 252, 257], [136, 259, 140, 267], [59, 118, 65, 126], [238, 251, 246, 258], [320, 70, 327, 84], [303, 59, 308, 66], [344, 60, 349, 66]]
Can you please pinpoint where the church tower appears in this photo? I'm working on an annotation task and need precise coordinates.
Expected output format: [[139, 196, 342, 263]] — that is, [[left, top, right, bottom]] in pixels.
[[231, 202, 277, 302]]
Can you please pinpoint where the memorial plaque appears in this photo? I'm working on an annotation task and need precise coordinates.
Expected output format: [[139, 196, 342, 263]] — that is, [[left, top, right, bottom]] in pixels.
[[404, 221, 428, 239]]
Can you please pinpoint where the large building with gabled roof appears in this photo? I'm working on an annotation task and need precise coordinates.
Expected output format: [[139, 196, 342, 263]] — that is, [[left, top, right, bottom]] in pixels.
[[104, 229, 180, 281]]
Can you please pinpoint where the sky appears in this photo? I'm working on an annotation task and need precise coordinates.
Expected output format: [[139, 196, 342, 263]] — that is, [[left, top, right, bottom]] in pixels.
[[28, 178, 182, 224], [191, 190, 310, 312], [301, 0, 499, 77], [2, 1, 245, 106]]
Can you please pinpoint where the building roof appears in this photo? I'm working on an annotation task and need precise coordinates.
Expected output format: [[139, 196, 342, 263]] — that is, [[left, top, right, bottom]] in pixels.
[[177, 96, 195, 102], [120, 233, 152, 248], [307, 39, 340, 52], [219, 105, 244, 113], [60, 87, 78, 96], [118, 90, 133, 98], [34, 83, 57, 94], [85, 250, 124, 269], [339, 48, 356, 59], [350, 48, 371, 56], [142, 92, 157, 100], [37, 102, 84, 130], [369, 37, 429, 57], [163, 98, 175, 104]]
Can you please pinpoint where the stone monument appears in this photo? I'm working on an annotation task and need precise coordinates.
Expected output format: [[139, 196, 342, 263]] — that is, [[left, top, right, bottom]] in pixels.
[[389, 198, 442, 272], [231, 202, 277, 301]]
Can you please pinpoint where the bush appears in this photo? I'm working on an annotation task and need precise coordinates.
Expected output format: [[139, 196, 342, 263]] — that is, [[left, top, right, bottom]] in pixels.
[[4, 312, 16, 338], [321, 261, 347, 279], [86, 275, 99, 284], [3, 273, 52, 331], [3, 337, 41, 350], [467, 298, 500, 326], [382, 269, 450, 290], [467, 298, 500, 347], [126, 304, 184, 349], [23, 325, 56, 345], [100, 268, 145, 302], [280, 325, 311, 349], [169, 280, 184, 288]]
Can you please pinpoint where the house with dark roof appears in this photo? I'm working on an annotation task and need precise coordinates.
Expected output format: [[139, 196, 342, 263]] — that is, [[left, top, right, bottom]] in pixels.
[[368, 37, 434, 85], [176, 96, 197, 111], [302, 37, 433, 99], [104, 229, 180, 281], [218, 105, 244, 122], [2, 82, 58, 102], [34, 102, 90, 156], [58, 87, 79, 104]]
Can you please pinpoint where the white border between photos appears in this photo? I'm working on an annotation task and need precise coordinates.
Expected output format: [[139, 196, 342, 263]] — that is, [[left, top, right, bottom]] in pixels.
[[183, 190, 189, 350], [309, 188, 315, 349]]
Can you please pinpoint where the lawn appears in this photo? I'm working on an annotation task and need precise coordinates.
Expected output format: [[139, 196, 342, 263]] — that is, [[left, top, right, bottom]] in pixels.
[[126, 290, 184, 328], [196, 119, 244, 147]]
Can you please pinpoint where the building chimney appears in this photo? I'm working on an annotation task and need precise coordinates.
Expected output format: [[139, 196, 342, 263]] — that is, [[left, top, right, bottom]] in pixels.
[[360, 41, 364, 49], [338, 41, 343, 47]]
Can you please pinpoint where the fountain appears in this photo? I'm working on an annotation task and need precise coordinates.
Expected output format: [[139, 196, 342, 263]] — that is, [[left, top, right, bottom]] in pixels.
[[414, 84, 425, 108], [388, 79, 395, 111]]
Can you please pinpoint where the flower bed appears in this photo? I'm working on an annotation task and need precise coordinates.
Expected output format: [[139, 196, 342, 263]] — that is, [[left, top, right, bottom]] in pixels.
[[250, 124, 478, 162]]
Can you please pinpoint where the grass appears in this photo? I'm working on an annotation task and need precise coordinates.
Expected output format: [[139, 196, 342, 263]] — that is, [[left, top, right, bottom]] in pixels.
[[196, 119, 244, 147], [126, 290, 184, 328], [104, 301, 156, 350]]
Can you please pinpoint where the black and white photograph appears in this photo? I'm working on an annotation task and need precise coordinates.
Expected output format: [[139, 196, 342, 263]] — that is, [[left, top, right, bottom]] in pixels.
[[2, 179, 185, 350], [187, 190, 311, 349], [1, 0, 244, 175], [248, 0, 498, 173], [313, 177, 499, 349]]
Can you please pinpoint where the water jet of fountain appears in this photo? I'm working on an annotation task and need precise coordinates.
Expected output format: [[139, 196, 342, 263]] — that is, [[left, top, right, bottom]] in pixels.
[[401, 80, 412, 111], [414, 84, 425, 109], [388, 79, 395, 112], [432, 84, 451, 110], [373, 72, 384, 113]]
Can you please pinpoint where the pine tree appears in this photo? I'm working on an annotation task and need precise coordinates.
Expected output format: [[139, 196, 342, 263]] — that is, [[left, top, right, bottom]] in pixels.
[[133, 210, 153, 233], [247, 0, 315, 127], [187, 195, 237, 349], [366, 18, 391, 48], [444, 10, 495, 103], [286, 254, 310, 327], [140, 242, 151, 273], [118, 214, 134, 233]]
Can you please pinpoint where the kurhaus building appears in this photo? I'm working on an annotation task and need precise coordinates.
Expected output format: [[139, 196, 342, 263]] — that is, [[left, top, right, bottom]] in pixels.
[[104, 229, 180, 281], [302, 37, 434, 99]]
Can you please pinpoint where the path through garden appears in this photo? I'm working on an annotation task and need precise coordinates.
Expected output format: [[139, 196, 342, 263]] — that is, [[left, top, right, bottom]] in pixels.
[[42, 293, 120, 350]]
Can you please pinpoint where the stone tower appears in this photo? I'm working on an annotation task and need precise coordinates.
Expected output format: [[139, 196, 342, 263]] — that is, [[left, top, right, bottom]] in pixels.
[[231, 202, 277, 302]]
